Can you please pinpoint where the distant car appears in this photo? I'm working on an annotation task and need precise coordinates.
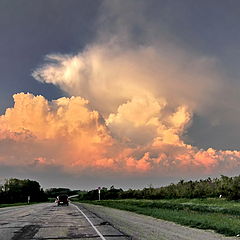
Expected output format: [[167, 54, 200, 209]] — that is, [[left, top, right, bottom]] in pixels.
[[56, 194, 69, 206]]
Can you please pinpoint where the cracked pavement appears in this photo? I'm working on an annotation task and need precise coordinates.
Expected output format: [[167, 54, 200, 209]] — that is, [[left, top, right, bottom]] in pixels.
[[0, 203, 131, 240]]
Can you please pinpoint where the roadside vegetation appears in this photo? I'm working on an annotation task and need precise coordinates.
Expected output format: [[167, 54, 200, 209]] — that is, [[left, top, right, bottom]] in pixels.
[[0, 178, 47, 204], [82, 198, 240, 236], [45, 188, 82, 199], [0, 178, 82, 206], [78, 175, 240, 237], [79, 175, 240, 200]]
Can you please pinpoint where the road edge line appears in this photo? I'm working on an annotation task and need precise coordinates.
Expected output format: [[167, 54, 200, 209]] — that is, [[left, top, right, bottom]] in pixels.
[[72, 203, 106, 240]]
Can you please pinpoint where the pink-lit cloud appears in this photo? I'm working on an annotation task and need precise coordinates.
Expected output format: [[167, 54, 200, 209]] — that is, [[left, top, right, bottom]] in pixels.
[[1, 0, 240, 185], [0, 92, 240, 179]]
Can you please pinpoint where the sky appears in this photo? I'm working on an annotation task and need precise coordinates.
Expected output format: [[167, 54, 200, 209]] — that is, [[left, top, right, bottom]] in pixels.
[[1, 0, 240, 190]]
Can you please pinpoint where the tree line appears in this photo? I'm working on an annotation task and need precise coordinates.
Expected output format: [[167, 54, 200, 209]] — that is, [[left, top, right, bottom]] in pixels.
[[1, 175, 239, 204], [45, 188, 81, 199], [79, 175, 240, 201], [0, 178, 47, 203], [0, 178, 86, 204]]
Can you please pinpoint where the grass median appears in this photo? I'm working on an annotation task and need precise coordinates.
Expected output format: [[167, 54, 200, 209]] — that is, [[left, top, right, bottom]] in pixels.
[[81, 198, 240, 237]]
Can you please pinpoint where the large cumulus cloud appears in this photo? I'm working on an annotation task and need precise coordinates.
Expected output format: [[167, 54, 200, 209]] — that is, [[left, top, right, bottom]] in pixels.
[[0, 93, 239, 179], [0, 93, 112, 169], [1, 0, 240, 186]]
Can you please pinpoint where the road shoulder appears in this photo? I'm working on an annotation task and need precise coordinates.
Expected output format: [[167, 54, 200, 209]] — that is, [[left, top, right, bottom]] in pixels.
[[80, 202, 239, 240]]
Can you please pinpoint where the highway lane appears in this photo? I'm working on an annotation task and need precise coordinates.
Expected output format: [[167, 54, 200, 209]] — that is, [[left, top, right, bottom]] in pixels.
[[0, 203, 131, 240]]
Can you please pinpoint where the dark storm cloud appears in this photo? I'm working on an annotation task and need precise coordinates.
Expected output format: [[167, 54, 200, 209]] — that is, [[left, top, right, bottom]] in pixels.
[[0, 0, 101, 113]]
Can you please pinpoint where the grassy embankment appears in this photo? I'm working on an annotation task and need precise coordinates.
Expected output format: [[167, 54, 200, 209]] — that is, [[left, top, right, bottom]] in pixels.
[[81, 198, 240, 237]]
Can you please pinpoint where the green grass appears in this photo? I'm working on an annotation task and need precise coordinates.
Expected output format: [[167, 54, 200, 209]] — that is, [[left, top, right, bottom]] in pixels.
[[81, 198, 240, 237]]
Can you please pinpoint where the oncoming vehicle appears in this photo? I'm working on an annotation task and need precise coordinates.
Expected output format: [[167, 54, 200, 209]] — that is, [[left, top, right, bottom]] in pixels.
[[56, 194, 69, 206]]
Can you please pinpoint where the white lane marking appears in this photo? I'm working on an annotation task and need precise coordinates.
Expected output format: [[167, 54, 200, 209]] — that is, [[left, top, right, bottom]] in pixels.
[[72, 203, 106, 240]]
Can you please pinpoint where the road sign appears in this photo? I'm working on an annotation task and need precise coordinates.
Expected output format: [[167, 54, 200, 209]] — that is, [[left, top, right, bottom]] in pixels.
[[98, 187, 101, 200]]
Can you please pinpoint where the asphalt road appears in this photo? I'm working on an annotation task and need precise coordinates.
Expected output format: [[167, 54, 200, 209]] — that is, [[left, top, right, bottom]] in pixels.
[[0, 202, 239, 240], [0, 203, 131, 240]]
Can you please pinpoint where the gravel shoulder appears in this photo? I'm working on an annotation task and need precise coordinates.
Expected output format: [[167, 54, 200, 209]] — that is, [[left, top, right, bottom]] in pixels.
[[81, 203, 239, 240]]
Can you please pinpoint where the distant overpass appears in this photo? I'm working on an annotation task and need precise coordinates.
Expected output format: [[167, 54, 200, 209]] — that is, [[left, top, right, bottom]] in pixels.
[[68, 194, 79, 199]]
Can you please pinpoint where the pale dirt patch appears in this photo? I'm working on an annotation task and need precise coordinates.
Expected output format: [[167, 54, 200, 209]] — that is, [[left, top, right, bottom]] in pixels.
[[81, 203, 239, 240]]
